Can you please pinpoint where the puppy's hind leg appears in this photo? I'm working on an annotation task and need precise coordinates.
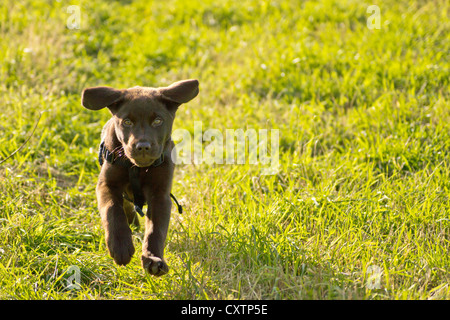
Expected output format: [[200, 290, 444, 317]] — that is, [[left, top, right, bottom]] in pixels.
[[123, 199, 140, 230]]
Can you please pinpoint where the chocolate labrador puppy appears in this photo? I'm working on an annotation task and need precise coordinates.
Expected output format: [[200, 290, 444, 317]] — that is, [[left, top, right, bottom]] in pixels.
[[81, 79, 199, 276]]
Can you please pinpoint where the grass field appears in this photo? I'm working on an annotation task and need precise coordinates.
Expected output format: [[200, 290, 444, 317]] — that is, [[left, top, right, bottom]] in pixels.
[[0, 0, 449, 300]]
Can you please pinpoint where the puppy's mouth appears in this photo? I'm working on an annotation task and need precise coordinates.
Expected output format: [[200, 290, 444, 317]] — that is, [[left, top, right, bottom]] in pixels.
[[124, 148, 163, 167], [131, 157, 161, 168]]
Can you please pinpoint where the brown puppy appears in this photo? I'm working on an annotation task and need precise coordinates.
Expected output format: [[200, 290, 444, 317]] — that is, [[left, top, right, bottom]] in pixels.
[[81, 79, 199, 276]]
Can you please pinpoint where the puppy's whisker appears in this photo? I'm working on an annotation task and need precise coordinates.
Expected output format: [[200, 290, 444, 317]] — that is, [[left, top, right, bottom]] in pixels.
[[112, 146, 125, 157], [112, 145, 123, 153]]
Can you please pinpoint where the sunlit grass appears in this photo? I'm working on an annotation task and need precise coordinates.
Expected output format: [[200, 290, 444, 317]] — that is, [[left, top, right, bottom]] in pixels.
[[0, 0, 449, 299]]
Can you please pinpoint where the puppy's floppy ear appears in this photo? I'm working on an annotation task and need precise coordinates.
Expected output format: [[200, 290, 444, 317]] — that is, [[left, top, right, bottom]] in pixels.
[[81, 86, 124, 112], [158, 79, 199, 107]]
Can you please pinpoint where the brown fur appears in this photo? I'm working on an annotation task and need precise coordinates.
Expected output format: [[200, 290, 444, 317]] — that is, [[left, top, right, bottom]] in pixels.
[[81, 79, 199, 276]]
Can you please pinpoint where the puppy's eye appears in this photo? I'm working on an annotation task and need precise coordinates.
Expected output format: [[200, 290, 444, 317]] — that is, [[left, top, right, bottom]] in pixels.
[[152, 117, 163, 127], [123, 118, 133, 127]]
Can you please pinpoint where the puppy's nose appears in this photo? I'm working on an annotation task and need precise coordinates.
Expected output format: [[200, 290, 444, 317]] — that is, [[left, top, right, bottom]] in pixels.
[[136, 141, 151, 152]]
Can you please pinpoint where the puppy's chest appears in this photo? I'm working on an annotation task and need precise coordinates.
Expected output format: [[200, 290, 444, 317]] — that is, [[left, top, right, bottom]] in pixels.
[[124, 168, 150, 193]]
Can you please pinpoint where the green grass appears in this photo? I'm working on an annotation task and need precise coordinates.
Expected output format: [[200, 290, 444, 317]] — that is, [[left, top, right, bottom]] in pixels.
[[0, 0, 449, 299]]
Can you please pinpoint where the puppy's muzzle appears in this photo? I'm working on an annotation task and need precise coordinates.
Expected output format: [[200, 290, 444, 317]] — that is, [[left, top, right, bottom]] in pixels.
[[129, 141, 161, 167], [136, 141, 152, 153]]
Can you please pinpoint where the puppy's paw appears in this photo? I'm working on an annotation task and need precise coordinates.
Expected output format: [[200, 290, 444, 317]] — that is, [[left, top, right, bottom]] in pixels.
[[141, 254, 169, 276], [106, 229, 135, 266]]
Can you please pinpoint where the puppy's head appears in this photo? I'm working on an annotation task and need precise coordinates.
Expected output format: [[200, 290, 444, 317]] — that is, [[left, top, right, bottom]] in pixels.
[[82, 79, 199, 167]]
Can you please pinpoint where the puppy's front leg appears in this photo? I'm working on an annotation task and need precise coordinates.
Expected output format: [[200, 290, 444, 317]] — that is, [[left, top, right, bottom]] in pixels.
[[141, 193, 171, 276], [97, 181, 135, 265]]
